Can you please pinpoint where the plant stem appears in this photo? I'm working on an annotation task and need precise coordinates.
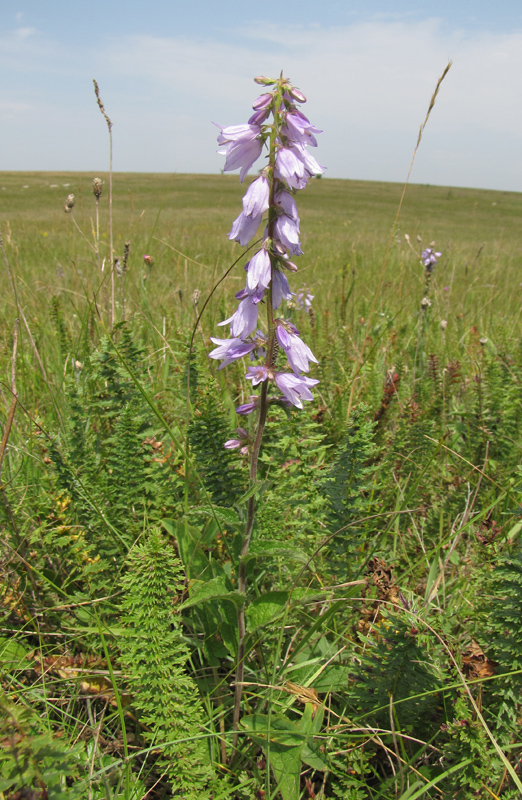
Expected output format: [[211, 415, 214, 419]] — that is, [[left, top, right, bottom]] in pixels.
[[232, 80, 284, 749]]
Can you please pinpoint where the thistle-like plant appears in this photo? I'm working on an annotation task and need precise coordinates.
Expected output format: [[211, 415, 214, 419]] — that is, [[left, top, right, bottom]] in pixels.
[[208, 74, 323, 741]]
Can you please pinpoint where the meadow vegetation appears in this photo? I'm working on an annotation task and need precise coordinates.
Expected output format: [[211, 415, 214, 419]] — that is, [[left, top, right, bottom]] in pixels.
[[1, 169, 522, 799]]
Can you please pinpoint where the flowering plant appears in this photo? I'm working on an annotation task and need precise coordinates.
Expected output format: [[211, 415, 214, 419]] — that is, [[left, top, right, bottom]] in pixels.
[[210, 74, 322, 415], [209, 74, 323, 740]]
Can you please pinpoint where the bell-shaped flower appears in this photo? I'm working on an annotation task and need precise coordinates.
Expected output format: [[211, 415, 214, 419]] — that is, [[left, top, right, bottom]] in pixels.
[[276, 322, 318, 374], [209, 337, 257, 368], [224, 427, 250, 454], [272, 269, 293, 309], [216, 123, 263, 182], [290, 142, 324, 178], [275, 147, 308, 190], [246, 247, 271, 292], [228, 211, 262, 247], [236, 396, 260, 416], [245, 365, 269, 386], [275, 373, 319, 409], [218, 294, 261, 339], [274, 189, 299, 222], [283, 110, 322, 148], [273, 215, 302, 256], [243, 175, 270, 219]]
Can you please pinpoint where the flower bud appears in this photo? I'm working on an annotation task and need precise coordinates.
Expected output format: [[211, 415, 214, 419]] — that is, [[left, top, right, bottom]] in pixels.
[[92, 177, 103, 198], [143, 254, 154, 268], [64, 193, 75, 213], [254, 76, 275, 86], [252, 93, 273, 110], [288, 86, 306, 103]]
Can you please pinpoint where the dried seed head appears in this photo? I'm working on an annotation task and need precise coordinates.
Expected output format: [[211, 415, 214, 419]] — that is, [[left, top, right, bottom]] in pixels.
[[92, 177, 103, 198], [421, 296, 432, 308], [192, 288, 201, 306], [440, 319, 448, 330], [64, 193, 75, 213]]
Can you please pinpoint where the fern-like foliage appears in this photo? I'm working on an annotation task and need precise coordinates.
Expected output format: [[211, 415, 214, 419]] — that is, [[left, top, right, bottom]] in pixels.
[[119, 528, 214, 797], [44, 326, 183, 592], [351, 609, 442, 736], [0, 691, 85, 799], [49, 294, 72, 363], [188, 377, 246, 506], [480, 542, 522, 741], [440, 692, 493, 798], [319, 405, 377, 580]]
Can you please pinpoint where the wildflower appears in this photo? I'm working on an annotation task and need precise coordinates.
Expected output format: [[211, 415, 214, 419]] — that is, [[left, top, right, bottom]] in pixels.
[[421, 248, 441, 271], [212, 74, 322, 414], [275, 373, 319, 409], [246, 247, 271, 292], [272, 270, 293, 308], [216, 123, 263, 182], [209, 337, 258, 368], [276, 321, 318, 374], [421, 297, 432, 308], [229, 211, 263, 247], [218, 294, 261, 339], [295, 287, 314, 311], [143, 254, 154, 267], [246, 365, 269, 386], [440, 319, 448, 330], [236, 396, 260, 415], [224, 427, 250, 454], [243, 174, 270, 218]]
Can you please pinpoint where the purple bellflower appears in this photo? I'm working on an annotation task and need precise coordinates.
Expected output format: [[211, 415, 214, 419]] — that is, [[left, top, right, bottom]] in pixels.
[[211, 75, 322, 426], [215, 76, 324, 740], [421, 247, 441, 272]]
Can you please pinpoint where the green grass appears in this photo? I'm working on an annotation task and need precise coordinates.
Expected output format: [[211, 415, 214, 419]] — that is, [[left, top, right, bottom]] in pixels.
[[1, 171, 522, 800], [2, 171, 521, 335]]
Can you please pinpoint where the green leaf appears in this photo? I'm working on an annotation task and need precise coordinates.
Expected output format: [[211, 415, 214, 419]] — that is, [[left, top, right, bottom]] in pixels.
[[0, 636, 28, 669], [507, 521, 522, 541], [247, 540, 310, 564], [268, 745, 302, 800], [162, 518, 213, 580], [180, 577, 244, 610], [200, 507, 241, 528], [247, 591, 289, 631], [241, 713, 306, 748]]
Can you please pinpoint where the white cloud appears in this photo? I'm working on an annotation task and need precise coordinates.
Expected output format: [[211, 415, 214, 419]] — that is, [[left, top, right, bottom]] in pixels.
[[2, 17, 522, 189]]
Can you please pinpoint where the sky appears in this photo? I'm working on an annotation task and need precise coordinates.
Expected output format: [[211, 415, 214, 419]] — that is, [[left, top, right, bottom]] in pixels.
[[1, 0, 522, 191]]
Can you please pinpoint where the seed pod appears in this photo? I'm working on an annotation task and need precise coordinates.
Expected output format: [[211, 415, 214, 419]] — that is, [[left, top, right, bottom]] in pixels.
[[92, 177, 103, 198], [64, 193, 75, 213]]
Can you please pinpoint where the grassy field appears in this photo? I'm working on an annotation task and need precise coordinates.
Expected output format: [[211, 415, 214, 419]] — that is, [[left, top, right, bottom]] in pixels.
[[1, 171, 522, 799], [2, 171, 522, 342]]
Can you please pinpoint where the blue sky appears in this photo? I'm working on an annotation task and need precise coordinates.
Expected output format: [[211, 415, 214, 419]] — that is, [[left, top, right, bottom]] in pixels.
[[2, 1, 522, 190]]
